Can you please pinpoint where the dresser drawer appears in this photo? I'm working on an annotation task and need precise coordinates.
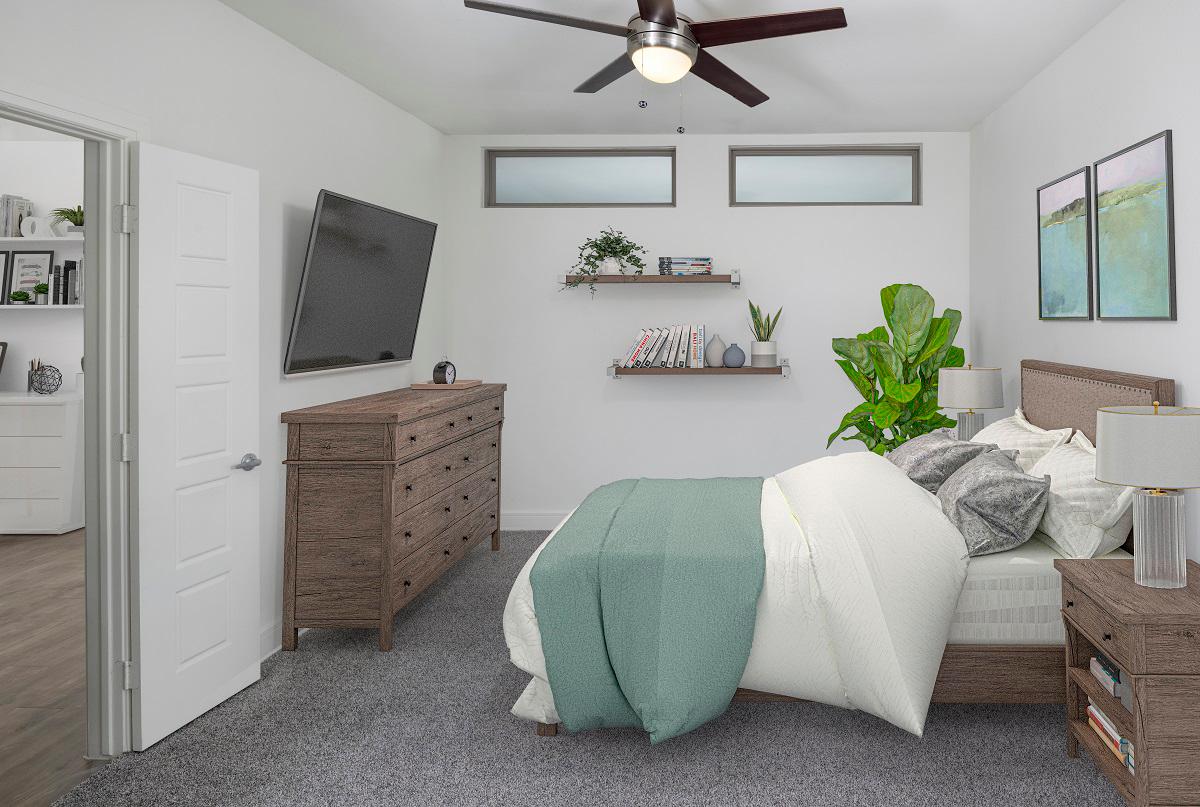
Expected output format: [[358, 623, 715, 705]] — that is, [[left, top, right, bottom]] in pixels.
[[392, 425, 500, 513], [0, 405, 66, 437], [1062, 580, 1134, 671], [392, 461, 498, 559], [295, 423, 389, 461], [295, 536, 381, 622], [392, 496, 498, 610], [393, 396, 504, 463]]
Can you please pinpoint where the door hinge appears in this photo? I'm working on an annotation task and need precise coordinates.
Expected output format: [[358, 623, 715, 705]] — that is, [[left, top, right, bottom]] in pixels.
[[114, 203, 137, 234], [121, 660, 138, 691], [116, 432, 136, 463]]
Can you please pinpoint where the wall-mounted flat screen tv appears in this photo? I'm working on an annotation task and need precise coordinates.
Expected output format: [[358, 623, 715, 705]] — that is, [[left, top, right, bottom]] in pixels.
[[284, 190, 436, 374]]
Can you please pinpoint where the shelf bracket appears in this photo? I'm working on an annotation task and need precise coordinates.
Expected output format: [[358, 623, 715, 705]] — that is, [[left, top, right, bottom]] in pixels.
[[608, 360, 621, 380], [730, 270, 741, 288]]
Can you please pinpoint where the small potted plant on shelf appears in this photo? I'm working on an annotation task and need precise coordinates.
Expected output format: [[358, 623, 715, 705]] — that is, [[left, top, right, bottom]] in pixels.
[[34, 283, 50, 305], [566, 226, 647, 295], [749, 300, 782, 368], [9, 290, 31, 305], [50, 205, 84, 235]]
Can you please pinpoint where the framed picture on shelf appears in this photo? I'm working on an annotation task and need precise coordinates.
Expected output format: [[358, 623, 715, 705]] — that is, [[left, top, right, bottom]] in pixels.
[[1094, 130, 1175, 320], [9, 251, 54, 297], [0, 342, 6, 376], [0, 251, 9, 304], [1036, 166, 1092, 320]]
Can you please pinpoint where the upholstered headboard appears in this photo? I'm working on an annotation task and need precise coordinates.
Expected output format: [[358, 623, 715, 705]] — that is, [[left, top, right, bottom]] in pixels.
[[1020, 359, 1176, 443]]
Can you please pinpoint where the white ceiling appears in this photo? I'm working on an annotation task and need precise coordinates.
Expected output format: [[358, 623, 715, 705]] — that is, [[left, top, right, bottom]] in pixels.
[[220, 0, 1123, 135]]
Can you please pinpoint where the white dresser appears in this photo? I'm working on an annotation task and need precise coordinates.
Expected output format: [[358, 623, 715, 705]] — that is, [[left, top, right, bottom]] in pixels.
[[0, 391, 84, 534]]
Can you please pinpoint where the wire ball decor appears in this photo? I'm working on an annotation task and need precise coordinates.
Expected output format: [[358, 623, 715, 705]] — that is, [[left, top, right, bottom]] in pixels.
[[29, 365, 63, 395]]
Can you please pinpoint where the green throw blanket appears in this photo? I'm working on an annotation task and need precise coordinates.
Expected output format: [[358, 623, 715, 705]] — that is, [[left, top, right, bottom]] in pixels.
[[530, 477, 765, 743]]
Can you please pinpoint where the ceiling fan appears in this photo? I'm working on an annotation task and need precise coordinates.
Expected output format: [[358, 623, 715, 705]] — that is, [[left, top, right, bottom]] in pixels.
[[463, 0, 847, 107]]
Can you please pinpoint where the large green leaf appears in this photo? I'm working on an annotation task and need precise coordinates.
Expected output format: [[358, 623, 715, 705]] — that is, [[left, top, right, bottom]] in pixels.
[[835, 359, 876, 401], [873, 398, 902, 429], [826, 402, 875, 447], [857, 325, 889, 342], [867, 341, 903, 382], [914, 317, 950, 366], [943, 345, 966, 368], [881, 284, 935, 362], [881, 374, 921, 403], [832, 337, 873, 374]]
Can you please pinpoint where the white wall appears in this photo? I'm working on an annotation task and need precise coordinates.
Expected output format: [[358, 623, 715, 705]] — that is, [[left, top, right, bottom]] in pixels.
[[3, 0, 450, 655], [970, 0, 1199, 559], [443, 133, 971, 528], [0, 140, 85, 392]]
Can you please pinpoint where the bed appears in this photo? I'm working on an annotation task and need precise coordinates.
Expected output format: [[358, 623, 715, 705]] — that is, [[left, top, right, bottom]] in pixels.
[[507, 359, 1175, 736]]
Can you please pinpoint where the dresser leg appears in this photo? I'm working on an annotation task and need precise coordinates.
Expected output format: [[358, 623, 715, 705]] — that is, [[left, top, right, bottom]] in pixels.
[[379, 623, 393, 652], [536, 722, 558, 737], [282, 627, 297, 651], [1067, 730, 1078, 758], [491, 529, 500, 551]]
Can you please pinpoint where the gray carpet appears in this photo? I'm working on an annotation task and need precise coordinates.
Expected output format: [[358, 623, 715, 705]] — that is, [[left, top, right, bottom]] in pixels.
[[59, 531, 1122, 807]]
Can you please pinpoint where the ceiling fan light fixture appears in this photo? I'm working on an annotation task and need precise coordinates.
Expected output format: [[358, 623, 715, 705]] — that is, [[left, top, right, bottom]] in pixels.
[[627, 30, 697, 84]]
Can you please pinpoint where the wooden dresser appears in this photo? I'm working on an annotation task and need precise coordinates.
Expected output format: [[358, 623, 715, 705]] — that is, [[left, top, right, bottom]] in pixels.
[[1056, 559, 1200, 806], [281, 383, 506, 651]]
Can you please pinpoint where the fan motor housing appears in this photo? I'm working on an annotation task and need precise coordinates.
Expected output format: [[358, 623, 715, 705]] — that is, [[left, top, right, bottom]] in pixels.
[[626, 15, 698, 65]]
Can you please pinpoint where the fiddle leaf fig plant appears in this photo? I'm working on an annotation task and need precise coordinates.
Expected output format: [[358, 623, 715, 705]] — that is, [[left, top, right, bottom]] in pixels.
[[827, 283, 963, 455]]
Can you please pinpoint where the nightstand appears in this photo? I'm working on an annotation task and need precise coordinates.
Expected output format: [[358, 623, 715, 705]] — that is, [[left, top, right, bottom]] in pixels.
[[1055, 558, 1200, 806]]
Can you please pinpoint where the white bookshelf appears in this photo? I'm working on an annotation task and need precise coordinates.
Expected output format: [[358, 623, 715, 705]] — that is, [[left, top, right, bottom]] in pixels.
[[0, 305, 83, 311], [0, 235, 83, 246]]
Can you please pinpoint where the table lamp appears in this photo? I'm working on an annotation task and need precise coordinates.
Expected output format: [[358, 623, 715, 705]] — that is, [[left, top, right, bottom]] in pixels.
[[938, 365, 1003, 441], [1096, 403, 1200, 589]]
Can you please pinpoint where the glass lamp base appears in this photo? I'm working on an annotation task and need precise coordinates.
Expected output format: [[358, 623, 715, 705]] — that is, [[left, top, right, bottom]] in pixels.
[[956, 411, 983, 442], [1133, 489, 1188, 589]]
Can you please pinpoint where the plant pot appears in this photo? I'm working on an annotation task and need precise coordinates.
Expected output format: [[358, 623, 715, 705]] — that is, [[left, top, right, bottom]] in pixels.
[[35, 293, 48, 305], [751, 341, 777, 368], [599, 257, 624, 275], [9, 299, 27, 305]]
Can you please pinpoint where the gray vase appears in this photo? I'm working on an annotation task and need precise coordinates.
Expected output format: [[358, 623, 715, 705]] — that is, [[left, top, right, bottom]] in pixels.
[[704, 334, 727, 367], [723, 343, 746, 368]]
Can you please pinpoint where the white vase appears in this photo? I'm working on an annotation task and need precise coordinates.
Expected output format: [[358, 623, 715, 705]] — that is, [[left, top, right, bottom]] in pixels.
[[19, 216, 51, 238], [704, 334, 726, 367], [599, 257, 623, 275], [750, 341, 777, 368]]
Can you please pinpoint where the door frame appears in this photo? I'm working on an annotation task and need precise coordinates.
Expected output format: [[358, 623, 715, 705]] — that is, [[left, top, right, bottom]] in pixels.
[[0, 88, 137, 758]]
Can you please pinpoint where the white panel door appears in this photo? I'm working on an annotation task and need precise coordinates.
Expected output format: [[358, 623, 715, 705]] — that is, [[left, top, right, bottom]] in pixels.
[[131, 143, 261, 750]]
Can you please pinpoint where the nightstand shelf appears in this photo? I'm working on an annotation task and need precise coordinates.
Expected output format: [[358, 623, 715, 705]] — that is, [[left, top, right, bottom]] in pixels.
[[1056, 558, 1200, 807]]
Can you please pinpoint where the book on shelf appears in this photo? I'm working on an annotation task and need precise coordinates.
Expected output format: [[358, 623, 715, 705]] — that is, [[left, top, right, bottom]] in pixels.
[[0, 195, 33, 237], [1087, 699, 1135, 770], [657, 256, 714, 275], [618, 325, 713, 370], [1090, 655, 1134, 711]]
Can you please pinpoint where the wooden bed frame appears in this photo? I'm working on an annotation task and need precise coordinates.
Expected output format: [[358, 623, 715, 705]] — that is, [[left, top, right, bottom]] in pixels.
[[535, 359, 1176, 735]]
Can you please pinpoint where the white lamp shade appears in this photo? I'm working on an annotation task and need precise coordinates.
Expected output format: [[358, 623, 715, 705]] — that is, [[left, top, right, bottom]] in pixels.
[[938, 367, 1003, 410], [1096, 405, 1200, 489]]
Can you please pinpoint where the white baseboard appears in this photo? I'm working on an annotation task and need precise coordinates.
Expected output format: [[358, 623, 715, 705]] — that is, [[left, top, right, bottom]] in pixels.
[[260, 622, 281, 662], [501, 511, 567, 531]]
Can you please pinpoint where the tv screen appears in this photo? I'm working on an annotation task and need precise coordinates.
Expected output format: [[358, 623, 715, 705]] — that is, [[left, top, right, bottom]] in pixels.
[[284, 190, 436, 374]]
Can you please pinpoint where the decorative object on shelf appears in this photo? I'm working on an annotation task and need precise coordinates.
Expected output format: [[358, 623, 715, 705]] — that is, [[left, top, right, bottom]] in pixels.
[[1096, 403, 1200, 588], [18, 215, 55, 239], [828, 283, 963, 455], [599, 257, 623, 275], [748, 300, 782, 368], [8, 290, 30, 305], [433, 359, 457, 384], [49, 205, 84, 236], [1094, 130, 1175, 320], [722, 342, 745, 368], [0, 250, 9, 304], [33, 282, 49, 305], [1037, 166, 1092, 320], [938, 364, 1004, 440], [28, 361, 63, 395], [9, 251, 53, 298], [704, 333, 726, 368], [0, 342, 6, 376], [566, 226, 647, 295]]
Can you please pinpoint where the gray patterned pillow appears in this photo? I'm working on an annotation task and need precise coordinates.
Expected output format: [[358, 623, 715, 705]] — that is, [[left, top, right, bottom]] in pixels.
[[886, 429, 998, 493], [937, 450, 1050, 557]]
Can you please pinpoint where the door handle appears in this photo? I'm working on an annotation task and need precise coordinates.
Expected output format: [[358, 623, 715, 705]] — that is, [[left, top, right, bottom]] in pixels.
[[232, 453, 262, 471]]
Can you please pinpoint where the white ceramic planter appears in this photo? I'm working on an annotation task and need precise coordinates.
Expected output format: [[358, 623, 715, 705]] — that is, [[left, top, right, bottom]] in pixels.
[[599, 257, 624, 275], [750, 341, 777, 368]]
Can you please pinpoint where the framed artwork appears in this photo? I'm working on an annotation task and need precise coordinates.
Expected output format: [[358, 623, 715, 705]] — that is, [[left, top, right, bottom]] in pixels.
[[0, 251, 9, 304], [0, 342, 6, 377], [1037, 167, 1092, 319], [1094, 130, 1175, 320], [9, 251, 54, 297]]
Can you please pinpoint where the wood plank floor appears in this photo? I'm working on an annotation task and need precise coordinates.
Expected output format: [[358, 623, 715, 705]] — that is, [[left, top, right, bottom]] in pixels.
[[0, 531, 102, 806]]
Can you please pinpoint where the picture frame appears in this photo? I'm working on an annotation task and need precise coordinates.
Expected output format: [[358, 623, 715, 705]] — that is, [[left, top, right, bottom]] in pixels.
[[1036, 166, 1093, 320], [9, 250, 54, 299], [0, 342, 6, 378], [1094, 130, 1176, 321], [0, 251, 9, 304]]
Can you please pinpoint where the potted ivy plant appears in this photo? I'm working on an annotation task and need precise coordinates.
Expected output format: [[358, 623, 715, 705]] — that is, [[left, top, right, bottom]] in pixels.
[[33, 283, 50, 305], [9, 290, 31, 305], [749, 301, 782, 368], [565, 226, 647, 295], [50, 205, 84, 235]]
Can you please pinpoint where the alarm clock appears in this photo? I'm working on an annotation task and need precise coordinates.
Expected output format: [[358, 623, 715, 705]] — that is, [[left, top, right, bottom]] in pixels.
[[433, 360, 456, 385]]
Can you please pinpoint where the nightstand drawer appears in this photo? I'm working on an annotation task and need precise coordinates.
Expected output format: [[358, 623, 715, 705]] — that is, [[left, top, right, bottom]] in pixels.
[[1062, 580, 1134, 671]]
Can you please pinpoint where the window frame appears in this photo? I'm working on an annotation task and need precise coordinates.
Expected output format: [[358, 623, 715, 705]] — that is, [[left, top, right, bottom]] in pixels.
[[728, 145, 922, 207], [484, 147, 677, 208]]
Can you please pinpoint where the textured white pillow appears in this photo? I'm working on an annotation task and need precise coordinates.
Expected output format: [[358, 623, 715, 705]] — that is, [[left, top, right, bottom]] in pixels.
[[1030, 432, 1134, 558], [973, 409, 1071, 472]]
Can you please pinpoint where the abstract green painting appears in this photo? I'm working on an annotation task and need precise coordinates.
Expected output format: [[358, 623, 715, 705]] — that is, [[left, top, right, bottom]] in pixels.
[[1095, 131, 1176, 320], [1037, 167, 1092, 319]]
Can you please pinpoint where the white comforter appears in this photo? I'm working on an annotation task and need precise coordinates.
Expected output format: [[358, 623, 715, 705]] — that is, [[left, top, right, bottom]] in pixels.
[[503, 452, 970, 736]]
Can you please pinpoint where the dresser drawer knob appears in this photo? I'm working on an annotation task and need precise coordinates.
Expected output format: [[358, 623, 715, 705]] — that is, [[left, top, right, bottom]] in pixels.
[[444, 548, 451, 556], [491, 477, 496, 483], [1065, 600, 1073, 608], [445, 465, 452, 471], [462, 535, 469, 541], [491, 442, 497, 448], [403, 580, 411, 587], [1103, 633, 1112, 641], [405, 484, 413, 492], [404, 531, 412, 538], [409, 435, 417, 443], [494, 405, 500, 411], [444, 506, 451, 513], [490, 513, 496, 520], [449, 421, 456, 427], [463, 494, 469, 501]]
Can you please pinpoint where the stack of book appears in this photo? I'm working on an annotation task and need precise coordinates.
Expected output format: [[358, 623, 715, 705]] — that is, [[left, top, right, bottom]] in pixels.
[[657, 256, 713, 276], [1090, 652, 1134, 711], [620, 325, 706, 368], [1087, 696, 1135, 775], [1, 195, 33, 237]]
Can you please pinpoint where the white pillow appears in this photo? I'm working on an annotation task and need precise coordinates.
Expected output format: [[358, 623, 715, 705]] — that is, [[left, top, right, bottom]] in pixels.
[[973, 409, 1071, 472], [1029, 432, 1134, 558]]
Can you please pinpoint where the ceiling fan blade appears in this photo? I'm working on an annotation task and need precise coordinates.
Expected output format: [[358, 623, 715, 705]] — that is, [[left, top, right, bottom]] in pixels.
[[574, 54, 635, 93], [690, 50, 768, 107], [691, 7, 847, 48], [463, 1, 628, 37], [637, 0, 677, 27]]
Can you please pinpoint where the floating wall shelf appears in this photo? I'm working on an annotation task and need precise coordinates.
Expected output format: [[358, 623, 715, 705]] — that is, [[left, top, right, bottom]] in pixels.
[[0, 235, 84, 246], [1, 305, 83, 311], [564, 271, 740, 288], [609, 359, 789, 379]]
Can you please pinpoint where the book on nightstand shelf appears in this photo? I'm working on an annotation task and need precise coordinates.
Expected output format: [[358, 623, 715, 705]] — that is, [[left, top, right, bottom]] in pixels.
[[1089, 654, 1134, 712], [1087, 699, 1135, 774]]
